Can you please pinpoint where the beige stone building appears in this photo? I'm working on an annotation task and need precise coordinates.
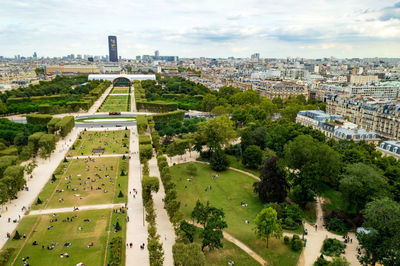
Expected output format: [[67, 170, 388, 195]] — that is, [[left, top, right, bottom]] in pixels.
[[349, 75, 378, 85], [326, 95, 400, 139], [253, 81, 309, 100], [46, 64, 100, 74]]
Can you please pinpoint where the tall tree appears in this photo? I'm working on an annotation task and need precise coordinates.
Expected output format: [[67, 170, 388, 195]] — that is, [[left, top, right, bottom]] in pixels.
[[357, 198, 400, 266], [242, 145, 263, 169], [254, 207, 282, 248], [339, 163, 390, 214], [254, 156, 288, 203], [210, 146, 229, 171], [191, 201, 227, 251]]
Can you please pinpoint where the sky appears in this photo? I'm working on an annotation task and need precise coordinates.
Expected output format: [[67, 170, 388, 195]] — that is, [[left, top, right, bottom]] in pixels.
[[1, 0, 400, 59]]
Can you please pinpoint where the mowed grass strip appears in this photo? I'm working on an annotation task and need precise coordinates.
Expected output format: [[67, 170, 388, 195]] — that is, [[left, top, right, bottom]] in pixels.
[[110, 87, 130, 94], [68, 130, 129, 156], [33, 156, 127, 210], [2, 209, 127, 266], [98, 95, 129, 112], [170, 163, 301, 266]]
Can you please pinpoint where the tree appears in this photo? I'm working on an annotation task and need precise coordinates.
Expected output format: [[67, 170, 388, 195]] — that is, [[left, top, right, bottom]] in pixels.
[[254, 207, 282, 248], [172, 243, 205, 266], [179, 220, 196, 243], [195, 115, 236, 153], [115, 221, 121, 231], [339, 163, 390, 214], [329, 256, 350, 266], [186, 163, 197, 176], [284, 135, 341, 191], [118, 190, 124, 198], [357, 198, 400, 266], [148, 238, 164, 266], [202, 94, 218, 112], [0, 101, 7, 115], [13, 230, 21, 240], [191, 201, 227, 251], [242, 145, 263, 169], [254, 157, 288, 203], [210, 146, 229, 172]]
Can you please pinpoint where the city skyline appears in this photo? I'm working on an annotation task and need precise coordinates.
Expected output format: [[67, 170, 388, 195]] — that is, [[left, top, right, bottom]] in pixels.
[[1, 0, 400, 58]]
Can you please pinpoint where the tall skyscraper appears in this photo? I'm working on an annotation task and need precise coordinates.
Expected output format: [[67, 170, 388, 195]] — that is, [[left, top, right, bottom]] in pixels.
[[154, 50, 159, 59], [108, 36, 118, 62]]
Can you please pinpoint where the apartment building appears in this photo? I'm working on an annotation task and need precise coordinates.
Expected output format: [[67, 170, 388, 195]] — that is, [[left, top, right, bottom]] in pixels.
[[326, 95, 400, 140], [296, 110, 380, 144], [253, 81, 309, 100], [349, 75, 378, 85]]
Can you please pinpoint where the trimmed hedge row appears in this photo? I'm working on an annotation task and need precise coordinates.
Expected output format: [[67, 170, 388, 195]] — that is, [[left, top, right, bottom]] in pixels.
[[55, 116, 75, 137], [152, 110, 185, 124], [139, 144, 153, 161], [108, 236, 123, 265], [26, 114, 53, 125], [136, 115, 148, 134], [136, 101, 178, 113], [139, 135, 152, 145], [47, 118, 61, 134]]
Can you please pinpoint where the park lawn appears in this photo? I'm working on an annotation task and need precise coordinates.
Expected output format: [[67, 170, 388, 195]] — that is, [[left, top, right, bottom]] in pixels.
[[170, 162, 301, 266], [203, 239, 260, 266], [227, 155, 261, 176], [114, 157, 129, 204], [111, 87, 130, 94], [98, 95, 129, 112], [106, 208, 127, 266], [68, 130, 129, 156], [2, 209, 112, 266], [33, 157, 127, 210]]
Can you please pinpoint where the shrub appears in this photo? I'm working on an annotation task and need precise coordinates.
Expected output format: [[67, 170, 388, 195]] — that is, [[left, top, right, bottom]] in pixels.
[[26, 114, 52, 125], [0, 248, 15, 265], [139, 135, 152, 145], [291, 238, 303, 251], [36, 197, 42, 205], [321, 238, 344, 256], [13, 231, 21, 240], [327, 217, 347, 235], [51, 174, 56, 182], [139, 144, 153, 161], [108, 236, 123, 266], [118, 191, 124, 198], [284, 236, 290, 245]]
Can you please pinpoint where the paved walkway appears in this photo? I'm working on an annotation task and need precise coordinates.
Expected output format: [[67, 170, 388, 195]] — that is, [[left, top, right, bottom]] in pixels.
[[148, 155, 176, 266], [27, 203, 125, 216], [125, 127, 149, 266], [88, 85, 113, 114], [222, 231, 265, 265], [0, 127, 82, 249]]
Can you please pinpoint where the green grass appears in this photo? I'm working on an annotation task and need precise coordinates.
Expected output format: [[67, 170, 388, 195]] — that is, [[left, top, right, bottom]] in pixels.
[[68, 130, 129, 156], [32, 157, 128, 210], [1, 209, 127, 266], [110, 87, 130, 94], [320, 183, 344, 211], [226, 155, 261, 176], [170, 162, 301, 266], [204, 239, 260, 266], [98, 95, 129, 112], [75, 117, 136, 123]]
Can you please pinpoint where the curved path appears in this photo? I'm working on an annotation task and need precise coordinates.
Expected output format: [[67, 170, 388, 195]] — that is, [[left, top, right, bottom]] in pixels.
[[222, 231, 265, 265]]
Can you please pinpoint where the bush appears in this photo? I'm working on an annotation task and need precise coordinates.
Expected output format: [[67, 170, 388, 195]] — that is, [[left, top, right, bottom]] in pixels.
[[139, 144, 153, 161], [314, 255, 329, 266], [118, 190, 124, 198], [0, 248, 15, 266], [51, 174, 56, 182], [291, 238, 303, 251], [26, 114, 52, 125], [327, 217, 347, 235], [139, 135, 152, 145], [36, 197, 42, 205], [284, 236, 290, 245], [321, 238, 344, 256], [13, 230, 21, 240], [108, 236, 123, 265]]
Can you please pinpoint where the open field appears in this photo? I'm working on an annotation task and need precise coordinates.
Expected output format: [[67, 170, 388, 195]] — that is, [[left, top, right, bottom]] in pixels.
[[32, 156, 128, 210], [98, 95, 130, 112], [1, 208, 127, 266], [110, 87, 130, 94], [170, 162, 301, 266], [67, 130, 129, 156]]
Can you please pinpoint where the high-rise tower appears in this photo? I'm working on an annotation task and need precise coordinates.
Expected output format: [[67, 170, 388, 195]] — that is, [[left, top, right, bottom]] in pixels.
[[108, 36, 118, 62]]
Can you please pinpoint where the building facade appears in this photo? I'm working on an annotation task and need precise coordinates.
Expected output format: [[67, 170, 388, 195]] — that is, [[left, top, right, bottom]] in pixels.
[[108, 36, 118, 62], [326, 95, 400, 140]]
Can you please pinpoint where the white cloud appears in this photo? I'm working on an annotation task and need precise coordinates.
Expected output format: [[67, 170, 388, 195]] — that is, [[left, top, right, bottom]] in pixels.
[[0, 0, 399, 58]]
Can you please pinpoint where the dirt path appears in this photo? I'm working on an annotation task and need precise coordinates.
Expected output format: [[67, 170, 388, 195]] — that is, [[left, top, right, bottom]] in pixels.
[[27, 203, 126, 216], [88, 85, 113, 114], [222, 231, 266, 266]]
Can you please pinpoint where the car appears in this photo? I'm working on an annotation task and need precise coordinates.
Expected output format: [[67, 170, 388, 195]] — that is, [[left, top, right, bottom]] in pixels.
[[116, 124, 122, 127]]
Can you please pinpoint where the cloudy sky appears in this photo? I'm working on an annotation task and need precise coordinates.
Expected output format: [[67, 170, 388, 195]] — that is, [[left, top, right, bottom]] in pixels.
[[1, 0, 400, 58]]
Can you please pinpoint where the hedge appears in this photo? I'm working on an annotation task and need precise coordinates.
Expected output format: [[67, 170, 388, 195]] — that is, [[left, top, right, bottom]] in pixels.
[[26, 114, 53, 125], [152, 110, 185, 124], [38, 134, 56, 157], [139, 135, 152, 145], [28, 132, 46, 153], [47, 117, 61, 134], [108, 236, 123, 265], [139, 144, 153, 161], [0, 156, 18, 178], [0, 147, 18, 157], [136, 101, 178, 113], [136, 115, 148, 134], [55, 116, 74, 137]]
